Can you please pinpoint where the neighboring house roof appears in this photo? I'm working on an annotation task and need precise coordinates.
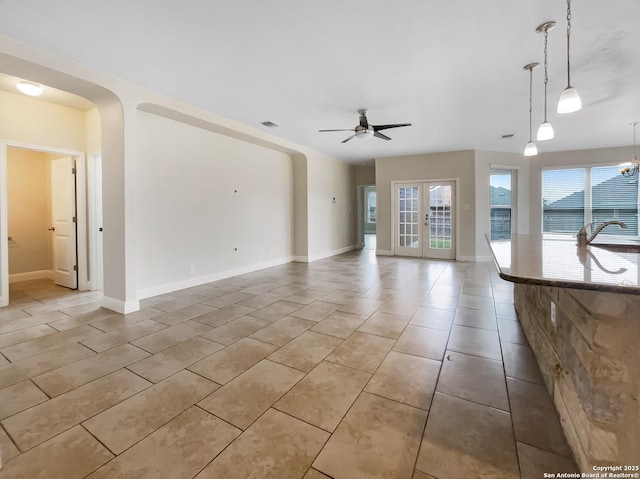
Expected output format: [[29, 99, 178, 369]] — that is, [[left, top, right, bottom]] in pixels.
[[490, 186, 511, 206], [544, 175, 638, 210]]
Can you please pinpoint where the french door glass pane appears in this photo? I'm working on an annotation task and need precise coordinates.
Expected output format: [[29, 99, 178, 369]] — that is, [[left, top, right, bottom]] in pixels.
[[429, 185, 452, 249], [398, 186, 419, 248]]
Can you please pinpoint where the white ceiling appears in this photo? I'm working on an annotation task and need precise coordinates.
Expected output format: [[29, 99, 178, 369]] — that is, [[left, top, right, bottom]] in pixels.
[[1, 0, 638, 164]]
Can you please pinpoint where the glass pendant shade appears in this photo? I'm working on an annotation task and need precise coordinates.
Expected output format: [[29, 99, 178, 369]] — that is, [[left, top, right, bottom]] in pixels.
[[524, 141, 538, 157], [537, 121, 555, 141], [557, 86, 582, 113]]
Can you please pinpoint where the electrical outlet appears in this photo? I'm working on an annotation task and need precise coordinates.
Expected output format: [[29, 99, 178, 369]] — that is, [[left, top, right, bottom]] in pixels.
[[188, 265, 195, 274]]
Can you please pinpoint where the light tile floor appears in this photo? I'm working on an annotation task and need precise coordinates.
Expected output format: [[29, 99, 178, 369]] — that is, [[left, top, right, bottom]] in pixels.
[[0, 249, 580, 478]]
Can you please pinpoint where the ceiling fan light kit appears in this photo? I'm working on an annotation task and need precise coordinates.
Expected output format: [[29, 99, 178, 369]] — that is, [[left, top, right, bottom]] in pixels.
[[355, 128, 374, 140], [319, 109, 411, 144]]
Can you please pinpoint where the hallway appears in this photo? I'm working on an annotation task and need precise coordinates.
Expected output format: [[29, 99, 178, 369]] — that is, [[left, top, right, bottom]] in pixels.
[[0, 252, 578, 478]]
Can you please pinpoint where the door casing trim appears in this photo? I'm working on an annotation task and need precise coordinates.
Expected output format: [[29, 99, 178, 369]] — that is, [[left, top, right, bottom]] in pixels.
[[0, 140, 91, 307]]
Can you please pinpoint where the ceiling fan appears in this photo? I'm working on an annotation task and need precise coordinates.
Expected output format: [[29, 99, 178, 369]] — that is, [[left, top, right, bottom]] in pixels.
[[319, 109, 412, 143]]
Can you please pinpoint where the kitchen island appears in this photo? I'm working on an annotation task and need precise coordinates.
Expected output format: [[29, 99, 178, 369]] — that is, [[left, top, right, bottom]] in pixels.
[[488, 235, 639, 470]]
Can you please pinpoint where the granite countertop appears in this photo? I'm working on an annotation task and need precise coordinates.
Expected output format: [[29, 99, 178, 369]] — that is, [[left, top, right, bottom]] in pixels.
[[487, 234, 640, 295]]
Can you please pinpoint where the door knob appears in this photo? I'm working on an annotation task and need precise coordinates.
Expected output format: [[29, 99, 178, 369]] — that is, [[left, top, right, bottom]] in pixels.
[[48, 227, 55, 231]]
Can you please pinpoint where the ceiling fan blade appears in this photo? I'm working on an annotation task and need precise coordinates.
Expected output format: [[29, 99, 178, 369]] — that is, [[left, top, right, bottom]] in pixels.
[[372, 123, 412, 131], [319, 129, 356, 132], [341, 135, 356, 143], [374, 131, 392, 141]]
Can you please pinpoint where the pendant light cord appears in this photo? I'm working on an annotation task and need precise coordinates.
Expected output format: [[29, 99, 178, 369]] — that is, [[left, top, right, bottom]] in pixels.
[[543, 27, 550, 121], [529, 68, 534, 142], [566, 0, 572, 87]]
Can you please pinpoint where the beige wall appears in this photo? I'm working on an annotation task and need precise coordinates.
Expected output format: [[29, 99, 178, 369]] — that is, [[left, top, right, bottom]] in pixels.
[[0, 38, 360, 310], [292, 154, 308, 259], [307, 153, 357, 259], [85, 107, 101, 154], [7, 148, 52, 274], [355, 165, 375, 186], [375, 150, 476, 259], [135, 110, 295, 295], [0, 91, 87, 151]]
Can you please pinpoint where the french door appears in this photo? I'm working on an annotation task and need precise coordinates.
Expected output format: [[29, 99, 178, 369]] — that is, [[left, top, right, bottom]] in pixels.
[[395, 181, 456, 260]]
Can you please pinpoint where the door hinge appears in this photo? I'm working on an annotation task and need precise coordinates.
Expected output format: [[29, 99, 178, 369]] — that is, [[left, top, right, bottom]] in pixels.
[[72, 216, 77, 223], [73, 265, 78, 271], [72, 167, 76, 174]]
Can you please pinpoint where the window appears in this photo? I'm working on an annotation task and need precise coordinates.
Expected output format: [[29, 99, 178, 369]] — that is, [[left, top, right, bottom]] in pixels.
[[490, 169, 514, 240], [542, 165, 639, 236], [367, 190, 376, 223]]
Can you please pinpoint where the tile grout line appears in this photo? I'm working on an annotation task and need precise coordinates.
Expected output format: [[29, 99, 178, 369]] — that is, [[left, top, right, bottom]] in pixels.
[[494, 289, 525, 479]]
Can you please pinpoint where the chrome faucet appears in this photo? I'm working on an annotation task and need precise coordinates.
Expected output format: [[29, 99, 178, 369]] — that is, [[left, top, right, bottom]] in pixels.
[[576, 221, 627, 246]]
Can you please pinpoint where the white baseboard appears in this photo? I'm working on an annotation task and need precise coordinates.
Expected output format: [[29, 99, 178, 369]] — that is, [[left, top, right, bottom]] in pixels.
[[102, 295, 140, 314], [136, 256, 294, 300], [456, 255, 493, 262], [293, 255, 308, 263], [376, 249, 393, 256], [307, 245, 356, 262], [9, 270, 53, 283]]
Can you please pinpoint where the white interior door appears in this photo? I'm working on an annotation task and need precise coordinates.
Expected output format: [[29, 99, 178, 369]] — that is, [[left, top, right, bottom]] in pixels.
[[423, 181, 456, 260], [51, 156, 78, 289], [95, 156, 104, 291]]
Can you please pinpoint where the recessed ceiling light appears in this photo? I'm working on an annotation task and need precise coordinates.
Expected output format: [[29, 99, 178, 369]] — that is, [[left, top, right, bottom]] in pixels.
[[17, 81, 42, 96], [260, 121, 279, 128]]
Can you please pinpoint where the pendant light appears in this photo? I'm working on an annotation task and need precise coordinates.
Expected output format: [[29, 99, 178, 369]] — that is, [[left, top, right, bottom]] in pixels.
[[536, 21, 555, 141], [620, 122, 639, 177], [523, 63, 539, 157], [557, 0, 582, 113]]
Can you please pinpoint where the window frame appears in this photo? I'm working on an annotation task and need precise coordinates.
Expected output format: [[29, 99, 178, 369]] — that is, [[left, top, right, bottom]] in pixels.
[[541, 163, 640, 238], [489, 167, 517, 241]]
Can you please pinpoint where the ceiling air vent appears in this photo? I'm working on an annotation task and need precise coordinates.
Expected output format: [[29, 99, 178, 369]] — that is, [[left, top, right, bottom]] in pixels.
[[261, 121, 279, 128], [501, 134, 515, 140]]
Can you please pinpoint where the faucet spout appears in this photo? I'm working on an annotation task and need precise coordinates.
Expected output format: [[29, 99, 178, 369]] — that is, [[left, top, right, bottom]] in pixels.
[[576, 221, 627, 246]]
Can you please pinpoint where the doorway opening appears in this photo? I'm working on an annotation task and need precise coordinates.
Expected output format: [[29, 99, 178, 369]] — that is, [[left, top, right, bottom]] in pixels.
[[357, 185, 377, 249], [1, 143, 103, 306]]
